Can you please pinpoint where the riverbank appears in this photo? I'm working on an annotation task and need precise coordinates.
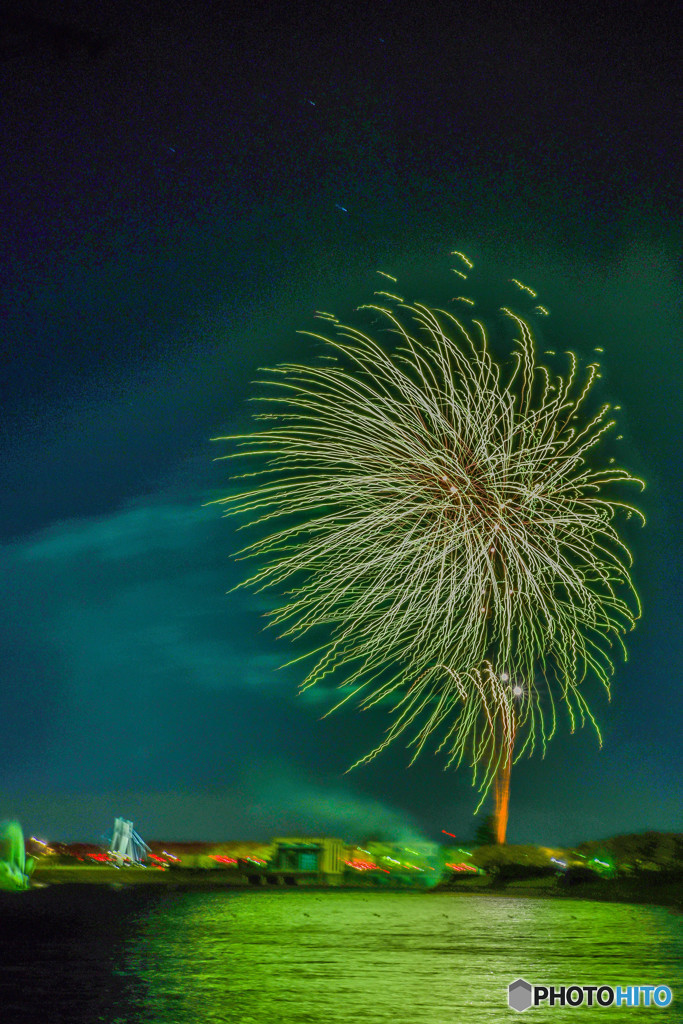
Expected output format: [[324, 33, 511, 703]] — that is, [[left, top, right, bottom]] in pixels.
[[439, 874, 682, 909], [31, 865, 251, 886], [27, 866, 682, 909]]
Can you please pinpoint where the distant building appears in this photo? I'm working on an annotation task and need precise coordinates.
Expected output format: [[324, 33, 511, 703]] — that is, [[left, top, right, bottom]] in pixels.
[[268, 837, 346, 884]]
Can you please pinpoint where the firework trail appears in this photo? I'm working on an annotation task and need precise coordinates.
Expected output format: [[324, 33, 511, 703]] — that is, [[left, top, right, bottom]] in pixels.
[[214, 256, 644, 805]]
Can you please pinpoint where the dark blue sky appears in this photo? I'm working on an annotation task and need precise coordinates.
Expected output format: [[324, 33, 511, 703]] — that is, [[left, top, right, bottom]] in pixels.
[[0, 0, 680, 845]]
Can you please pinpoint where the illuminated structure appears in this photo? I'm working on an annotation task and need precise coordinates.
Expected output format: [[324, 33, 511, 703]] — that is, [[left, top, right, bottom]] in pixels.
[[108, 818, 150, 865], [220, 255, 643, 842], [0, 820, 34, 891], [268, 837, 346, 884]]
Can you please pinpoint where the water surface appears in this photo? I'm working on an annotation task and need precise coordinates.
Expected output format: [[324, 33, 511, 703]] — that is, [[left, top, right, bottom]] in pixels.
[[0, 887, 680, 1022]]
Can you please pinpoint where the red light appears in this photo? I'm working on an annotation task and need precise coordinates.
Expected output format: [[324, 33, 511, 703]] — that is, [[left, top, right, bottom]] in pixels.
[[343, 859, 389, 873], [441, 831, 457, 838]]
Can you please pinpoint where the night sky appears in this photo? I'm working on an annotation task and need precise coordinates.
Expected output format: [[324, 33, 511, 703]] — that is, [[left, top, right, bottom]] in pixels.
[[1, 0, 680, 847]]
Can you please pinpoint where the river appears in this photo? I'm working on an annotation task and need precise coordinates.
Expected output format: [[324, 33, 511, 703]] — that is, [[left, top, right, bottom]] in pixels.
[[0, 887, 680, 1022]]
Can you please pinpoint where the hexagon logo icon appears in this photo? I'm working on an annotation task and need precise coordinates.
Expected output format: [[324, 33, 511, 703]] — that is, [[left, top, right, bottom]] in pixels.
[[508, 978, 533, 1012]]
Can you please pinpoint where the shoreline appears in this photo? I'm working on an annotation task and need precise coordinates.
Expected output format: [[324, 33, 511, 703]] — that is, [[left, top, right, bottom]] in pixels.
[[21, 867, 682, 910], [439, 881, 682, 910]]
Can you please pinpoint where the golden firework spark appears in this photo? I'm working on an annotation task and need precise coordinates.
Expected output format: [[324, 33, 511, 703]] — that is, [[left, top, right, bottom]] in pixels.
[[213, 260, 644, 802]]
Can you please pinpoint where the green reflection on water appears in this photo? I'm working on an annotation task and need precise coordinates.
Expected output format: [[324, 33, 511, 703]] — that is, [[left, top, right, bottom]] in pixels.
[[125, 891, 682, 1024]]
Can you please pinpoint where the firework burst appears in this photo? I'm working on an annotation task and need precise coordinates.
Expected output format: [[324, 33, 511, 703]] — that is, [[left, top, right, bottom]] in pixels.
[[214, 258, 644, 802]]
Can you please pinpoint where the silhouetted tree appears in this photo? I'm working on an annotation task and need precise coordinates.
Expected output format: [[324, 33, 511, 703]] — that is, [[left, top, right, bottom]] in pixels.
[[473, 815, 497, 846]]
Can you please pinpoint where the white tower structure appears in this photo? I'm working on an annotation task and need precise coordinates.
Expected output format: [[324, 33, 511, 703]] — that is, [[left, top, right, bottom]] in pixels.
[[109, 818, 150, 865]]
